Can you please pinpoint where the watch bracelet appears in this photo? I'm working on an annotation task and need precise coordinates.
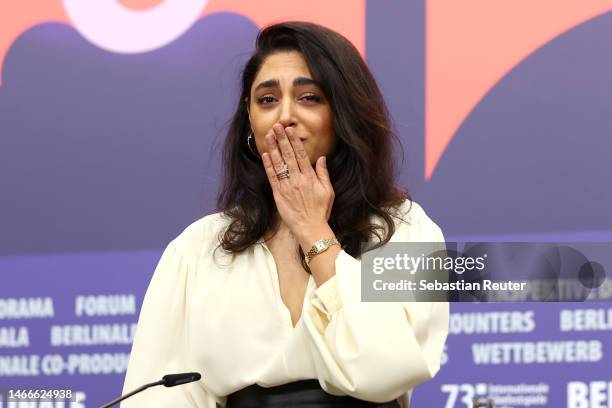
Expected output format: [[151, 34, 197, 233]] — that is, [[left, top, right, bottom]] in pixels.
[[305, 238, 340, 265]]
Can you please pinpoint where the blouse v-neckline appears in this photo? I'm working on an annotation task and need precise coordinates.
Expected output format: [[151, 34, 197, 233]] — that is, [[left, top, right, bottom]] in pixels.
[[258, 240, 316, 331]]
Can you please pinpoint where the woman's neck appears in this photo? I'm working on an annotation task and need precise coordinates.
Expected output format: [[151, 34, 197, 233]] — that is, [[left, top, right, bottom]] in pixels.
[[265, 213, 294, 241]]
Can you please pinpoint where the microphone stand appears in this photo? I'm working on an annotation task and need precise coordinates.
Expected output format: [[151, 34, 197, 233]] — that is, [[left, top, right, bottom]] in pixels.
[[100, 372, 201, 408], [100, 379, 163, 408]]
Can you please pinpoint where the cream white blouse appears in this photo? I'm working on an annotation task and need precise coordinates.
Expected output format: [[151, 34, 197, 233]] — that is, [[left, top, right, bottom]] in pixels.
[[121, 200, 448, 407]]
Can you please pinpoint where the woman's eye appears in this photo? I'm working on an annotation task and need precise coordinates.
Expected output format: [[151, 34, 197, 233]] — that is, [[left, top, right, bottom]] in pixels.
[[257, 96, 276, 104], [257, 94, 321, 105], [301, 94, 321, 102]]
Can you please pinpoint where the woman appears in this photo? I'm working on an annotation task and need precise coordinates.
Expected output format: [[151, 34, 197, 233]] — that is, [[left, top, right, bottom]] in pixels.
[[122, 21, 448, 407]]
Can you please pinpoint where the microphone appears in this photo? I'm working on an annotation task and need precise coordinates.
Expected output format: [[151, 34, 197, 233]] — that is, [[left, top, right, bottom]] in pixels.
[[100, 372, 201, 408], [162, 372, 202, 387]]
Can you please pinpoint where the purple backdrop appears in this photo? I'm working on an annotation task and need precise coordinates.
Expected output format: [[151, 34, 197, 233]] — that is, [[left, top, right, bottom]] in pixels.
[[1, 1, 611, 407]]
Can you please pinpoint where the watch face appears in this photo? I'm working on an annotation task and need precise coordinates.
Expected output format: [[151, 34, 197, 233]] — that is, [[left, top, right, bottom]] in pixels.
[[315, 242, 326, 251]]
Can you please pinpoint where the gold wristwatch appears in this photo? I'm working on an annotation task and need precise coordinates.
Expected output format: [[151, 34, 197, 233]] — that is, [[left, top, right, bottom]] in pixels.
[[305, 238, 340, 266]]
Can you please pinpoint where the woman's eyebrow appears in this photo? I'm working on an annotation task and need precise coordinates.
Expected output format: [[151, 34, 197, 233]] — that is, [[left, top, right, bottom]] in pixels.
[[254, 77, 319, 92], [293, 77, 319, 87], [254, 79, 279, 92]]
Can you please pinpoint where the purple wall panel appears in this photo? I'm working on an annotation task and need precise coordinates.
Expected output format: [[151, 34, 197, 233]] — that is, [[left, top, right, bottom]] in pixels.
[[1, 2, 610, 406]]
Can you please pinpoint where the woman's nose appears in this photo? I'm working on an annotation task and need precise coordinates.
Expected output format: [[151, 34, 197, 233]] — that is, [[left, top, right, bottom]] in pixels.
[[278, 99, 296, 128]]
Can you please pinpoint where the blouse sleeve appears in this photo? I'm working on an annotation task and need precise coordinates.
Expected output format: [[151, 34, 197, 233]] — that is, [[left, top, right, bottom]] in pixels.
[[121, 239, 221, 408], [301, 202, 449, 403]]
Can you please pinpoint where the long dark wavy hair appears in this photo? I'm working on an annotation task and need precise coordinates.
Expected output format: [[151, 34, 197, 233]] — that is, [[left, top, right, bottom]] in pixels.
[[215, 21, 412, 270]]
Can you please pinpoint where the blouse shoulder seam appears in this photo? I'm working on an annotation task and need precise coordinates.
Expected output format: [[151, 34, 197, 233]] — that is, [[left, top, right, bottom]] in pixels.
[[171, 211, 229, 260]]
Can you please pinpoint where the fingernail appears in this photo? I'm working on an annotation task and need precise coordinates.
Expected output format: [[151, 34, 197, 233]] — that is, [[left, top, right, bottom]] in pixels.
[[322, 156, 327, 167]]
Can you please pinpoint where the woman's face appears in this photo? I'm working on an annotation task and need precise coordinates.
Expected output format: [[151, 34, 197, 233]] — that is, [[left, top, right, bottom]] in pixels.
[[248, 50, 337, 167]]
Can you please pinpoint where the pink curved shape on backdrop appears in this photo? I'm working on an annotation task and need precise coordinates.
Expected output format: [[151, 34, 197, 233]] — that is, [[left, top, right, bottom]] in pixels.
[[425, 0, 612, 180], [118, 0, 165, 9], [0, 0, 364, 86], [0, 0, 69, 86], [200, 0, 365, 55]]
